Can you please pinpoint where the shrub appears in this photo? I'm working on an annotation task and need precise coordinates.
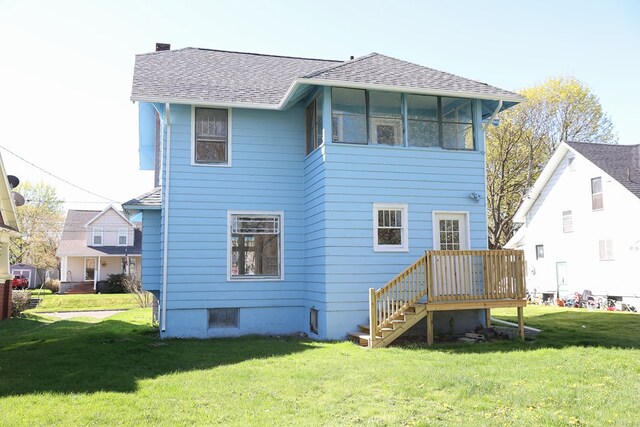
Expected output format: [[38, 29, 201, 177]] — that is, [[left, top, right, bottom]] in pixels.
[[43, 279, 60, 293], [12, 290, 31, 316], [121, 275, 153, 308], [97, 274, 127, 294]]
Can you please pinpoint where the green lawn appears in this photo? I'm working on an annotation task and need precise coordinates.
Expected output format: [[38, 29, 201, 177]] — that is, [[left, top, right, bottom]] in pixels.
[[28, 293, 141, 312], [0, 306, 638, 426]]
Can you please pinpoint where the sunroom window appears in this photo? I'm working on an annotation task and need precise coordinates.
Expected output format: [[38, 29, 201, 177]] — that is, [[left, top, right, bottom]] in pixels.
[[368, 91, 403, 146], [332, 89, 475, 150], [306, 93, 324, 155], [230, 213, 281, 279], [331, 88, 367, 144]]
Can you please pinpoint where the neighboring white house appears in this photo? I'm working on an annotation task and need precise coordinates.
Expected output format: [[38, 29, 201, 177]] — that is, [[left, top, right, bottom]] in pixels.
[[507, 141, 640, 306], [56, 206, 142, 292]]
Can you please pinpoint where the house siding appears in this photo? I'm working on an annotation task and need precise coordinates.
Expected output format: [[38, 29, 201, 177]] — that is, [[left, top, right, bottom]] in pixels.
[[141, 210, 161, 292], [159, 104, 307, 337], [320, 143, 488, 338], [149, 95, 490, 339], [517, 151, 640, 302]]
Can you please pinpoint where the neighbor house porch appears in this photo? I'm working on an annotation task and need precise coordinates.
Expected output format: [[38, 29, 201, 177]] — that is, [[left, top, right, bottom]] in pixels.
[[60, 255, 141, 293], [353, 250, 527, 348]]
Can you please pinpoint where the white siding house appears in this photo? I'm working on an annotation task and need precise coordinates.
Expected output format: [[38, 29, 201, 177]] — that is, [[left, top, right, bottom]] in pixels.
[[507, 142, 640, 306]]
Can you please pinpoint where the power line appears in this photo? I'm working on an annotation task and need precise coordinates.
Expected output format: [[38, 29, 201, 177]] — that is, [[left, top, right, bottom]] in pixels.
[[0, 144, 119, 203]]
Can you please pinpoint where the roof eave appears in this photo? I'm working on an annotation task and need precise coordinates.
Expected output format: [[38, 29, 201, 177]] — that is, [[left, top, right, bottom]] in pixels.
[[294, 78, 525, 103], [513, 143, 571, 223], [130, 96, 280, 110]]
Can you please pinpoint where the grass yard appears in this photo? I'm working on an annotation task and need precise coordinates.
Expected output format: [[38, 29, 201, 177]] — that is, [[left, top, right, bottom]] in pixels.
[[0, 306, 639, 426], [28, 293, 141, 312]]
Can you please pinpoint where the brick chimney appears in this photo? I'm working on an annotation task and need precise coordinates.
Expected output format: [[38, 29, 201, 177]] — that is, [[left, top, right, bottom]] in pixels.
[[156, 43, 170, 52]]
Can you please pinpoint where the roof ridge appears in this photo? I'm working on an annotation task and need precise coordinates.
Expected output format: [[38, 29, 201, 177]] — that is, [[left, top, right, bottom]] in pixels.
[[136, 47, 343, 63], [303, 52, 379, 78]]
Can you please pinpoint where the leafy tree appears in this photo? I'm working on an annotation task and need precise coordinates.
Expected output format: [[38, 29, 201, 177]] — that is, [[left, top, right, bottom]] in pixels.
[[10, 182, 65, 282], [486, 77, 617, 248]]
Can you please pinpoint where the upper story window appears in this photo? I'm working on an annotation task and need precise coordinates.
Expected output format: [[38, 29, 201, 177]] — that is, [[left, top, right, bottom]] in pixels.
[[331, 88, 475, 150], [562, 210, 573, 233], [229, 213, 282, 280], [373, 203, 408, 252], [306, 93, 324, 155], [117, 228, 128, 246], [194, 107, 229, 165], [591, 177, 603, 210], [535, 244, 544, 260], [92, 227, 103, 246], [599, 239, 614, 261]]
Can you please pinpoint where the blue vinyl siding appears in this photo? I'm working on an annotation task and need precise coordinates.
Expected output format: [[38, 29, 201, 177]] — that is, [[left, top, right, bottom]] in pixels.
[[161, 105, 306, 328], [147, 91, 490, 339], [141, 210, 161, 291]]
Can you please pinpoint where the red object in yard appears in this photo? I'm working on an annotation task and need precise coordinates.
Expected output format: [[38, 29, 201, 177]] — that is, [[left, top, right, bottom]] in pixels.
[[607, 306, 616, 311], [11, 275, 28, 290]]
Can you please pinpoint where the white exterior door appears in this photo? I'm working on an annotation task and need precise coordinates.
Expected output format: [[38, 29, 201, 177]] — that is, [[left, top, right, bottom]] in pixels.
[[433, 212, 469, 250]]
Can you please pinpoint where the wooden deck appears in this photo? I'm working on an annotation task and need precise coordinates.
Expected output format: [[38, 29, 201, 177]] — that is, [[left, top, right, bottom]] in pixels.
[[357, 250, 527, 348]]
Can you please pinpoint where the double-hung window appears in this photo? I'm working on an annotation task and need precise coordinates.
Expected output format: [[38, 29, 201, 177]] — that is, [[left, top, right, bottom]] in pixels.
[[591, 177, 603, 210], [562, 210, 573, 233], [306, 93, 324, 154], [229, 213, 282, 279], [92, 227, 103, 246], [117, 228, 128, 246], [194, 107, 229, 165], [373, 204, 408, 252], [599, 239, 614, 261]]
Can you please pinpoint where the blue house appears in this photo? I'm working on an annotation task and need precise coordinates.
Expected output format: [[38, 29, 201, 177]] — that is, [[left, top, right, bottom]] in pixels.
[[124, 45, 527, 347]]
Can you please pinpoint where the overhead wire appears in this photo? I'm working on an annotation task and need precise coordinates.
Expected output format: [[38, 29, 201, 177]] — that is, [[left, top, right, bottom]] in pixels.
[[0, 144, 119, 203]]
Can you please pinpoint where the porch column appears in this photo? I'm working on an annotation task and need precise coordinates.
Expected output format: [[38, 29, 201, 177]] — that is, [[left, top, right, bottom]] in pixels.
[[95, 256, 101, 291], [60, 257, 67, 282], [485, 308, 491, 328]]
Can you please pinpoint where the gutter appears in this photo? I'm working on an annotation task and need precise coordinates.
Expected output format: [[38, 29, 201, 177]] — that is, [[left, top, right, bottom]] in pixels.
[[483, 100, 503, 131], [161, 103, 171, 333]]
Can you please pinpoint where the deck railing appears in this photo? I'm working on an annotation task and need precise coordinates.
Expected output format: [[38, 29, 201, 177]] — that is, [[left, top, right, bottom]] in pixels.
[[426, 250, 526, 303], [369, 250, 526, 339], [369, 254, 428, 337]]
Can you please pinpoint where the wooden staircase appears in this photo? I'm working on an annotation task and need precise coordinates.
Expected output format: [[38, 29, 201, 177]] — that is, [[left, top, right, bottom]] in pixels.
[[349, 304, 427, 348], [348, 250, 527, 348], [63, 283, 96, 295]]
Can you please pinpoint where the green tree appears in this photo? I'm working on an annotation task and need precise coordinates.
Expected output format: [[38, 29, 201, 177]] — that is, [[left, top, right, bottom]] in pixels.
[[486, 77, 617, 249], [10, 182, 65, 282]]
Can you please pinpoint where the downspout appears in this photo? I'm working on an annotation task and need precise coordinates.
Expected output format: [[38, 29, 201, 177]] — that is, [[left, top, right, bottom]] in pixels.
[[161, 103, 171, 333], [483, 100, 503, 131]]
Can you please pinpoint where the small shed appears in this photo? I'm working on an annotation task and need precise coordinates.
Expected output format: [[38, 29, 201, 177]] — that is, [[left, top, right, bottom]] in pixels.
[[10, 264, 59, 288]]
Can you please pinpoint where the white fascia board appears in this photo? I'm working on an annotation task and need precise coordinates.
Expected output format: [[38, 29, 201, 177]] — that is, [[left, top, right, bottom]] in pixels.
[[131, 96, 280, 110], [513, 143, 570, 224], [293, 78, 526, 103], [84, 205, 135, 228], [121, 204, 161, 211]]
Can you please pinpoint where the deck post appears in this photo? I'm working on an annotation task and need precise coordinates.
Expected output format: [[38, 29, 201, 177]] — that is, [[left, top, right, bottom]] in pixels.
[[369, 288, 377, 348], [517, 306, 525, 340], [485, 308, 491, 328], [426, 311, 434, 345]]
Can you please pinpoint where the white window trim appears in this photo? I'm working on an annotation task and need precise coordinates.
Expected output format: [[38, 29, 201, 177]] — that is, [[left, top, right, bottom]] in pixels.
[[117, 227, 129, 246], [431, 211, 471, 250], [373, 203, 409, 252], [191, 105, 232, 167], [92, 227, 103, 246], [227, 210, 285, 282]]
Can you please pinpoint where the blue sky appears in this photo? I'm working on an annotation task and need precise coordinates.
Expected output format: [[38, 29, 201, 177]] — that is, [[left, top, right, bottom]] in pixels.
[[1, 0, 638, 209]]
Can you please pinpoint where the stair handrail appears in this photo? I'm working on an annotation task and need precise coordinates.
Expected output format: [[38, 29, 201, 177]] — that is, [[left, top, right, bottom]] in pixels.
[[369, 253, 428, 341]]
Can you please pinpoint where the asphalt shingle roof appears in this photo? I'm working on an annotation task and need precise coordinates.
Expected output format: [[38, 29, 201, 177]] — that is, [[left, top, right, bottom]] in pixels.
[[131, 48, 341, 106], [122, 187, 161, 208], [131, 48, 523, 106], [56, 210, 141, 257], [568, 141, 640, 199], [303, 53, 522, 100]]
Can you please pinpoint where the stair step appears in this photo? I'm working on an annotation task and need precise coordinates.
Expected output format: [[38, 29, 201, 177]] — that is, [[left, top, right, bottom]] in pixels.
[[358, 324, 370, 333]]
